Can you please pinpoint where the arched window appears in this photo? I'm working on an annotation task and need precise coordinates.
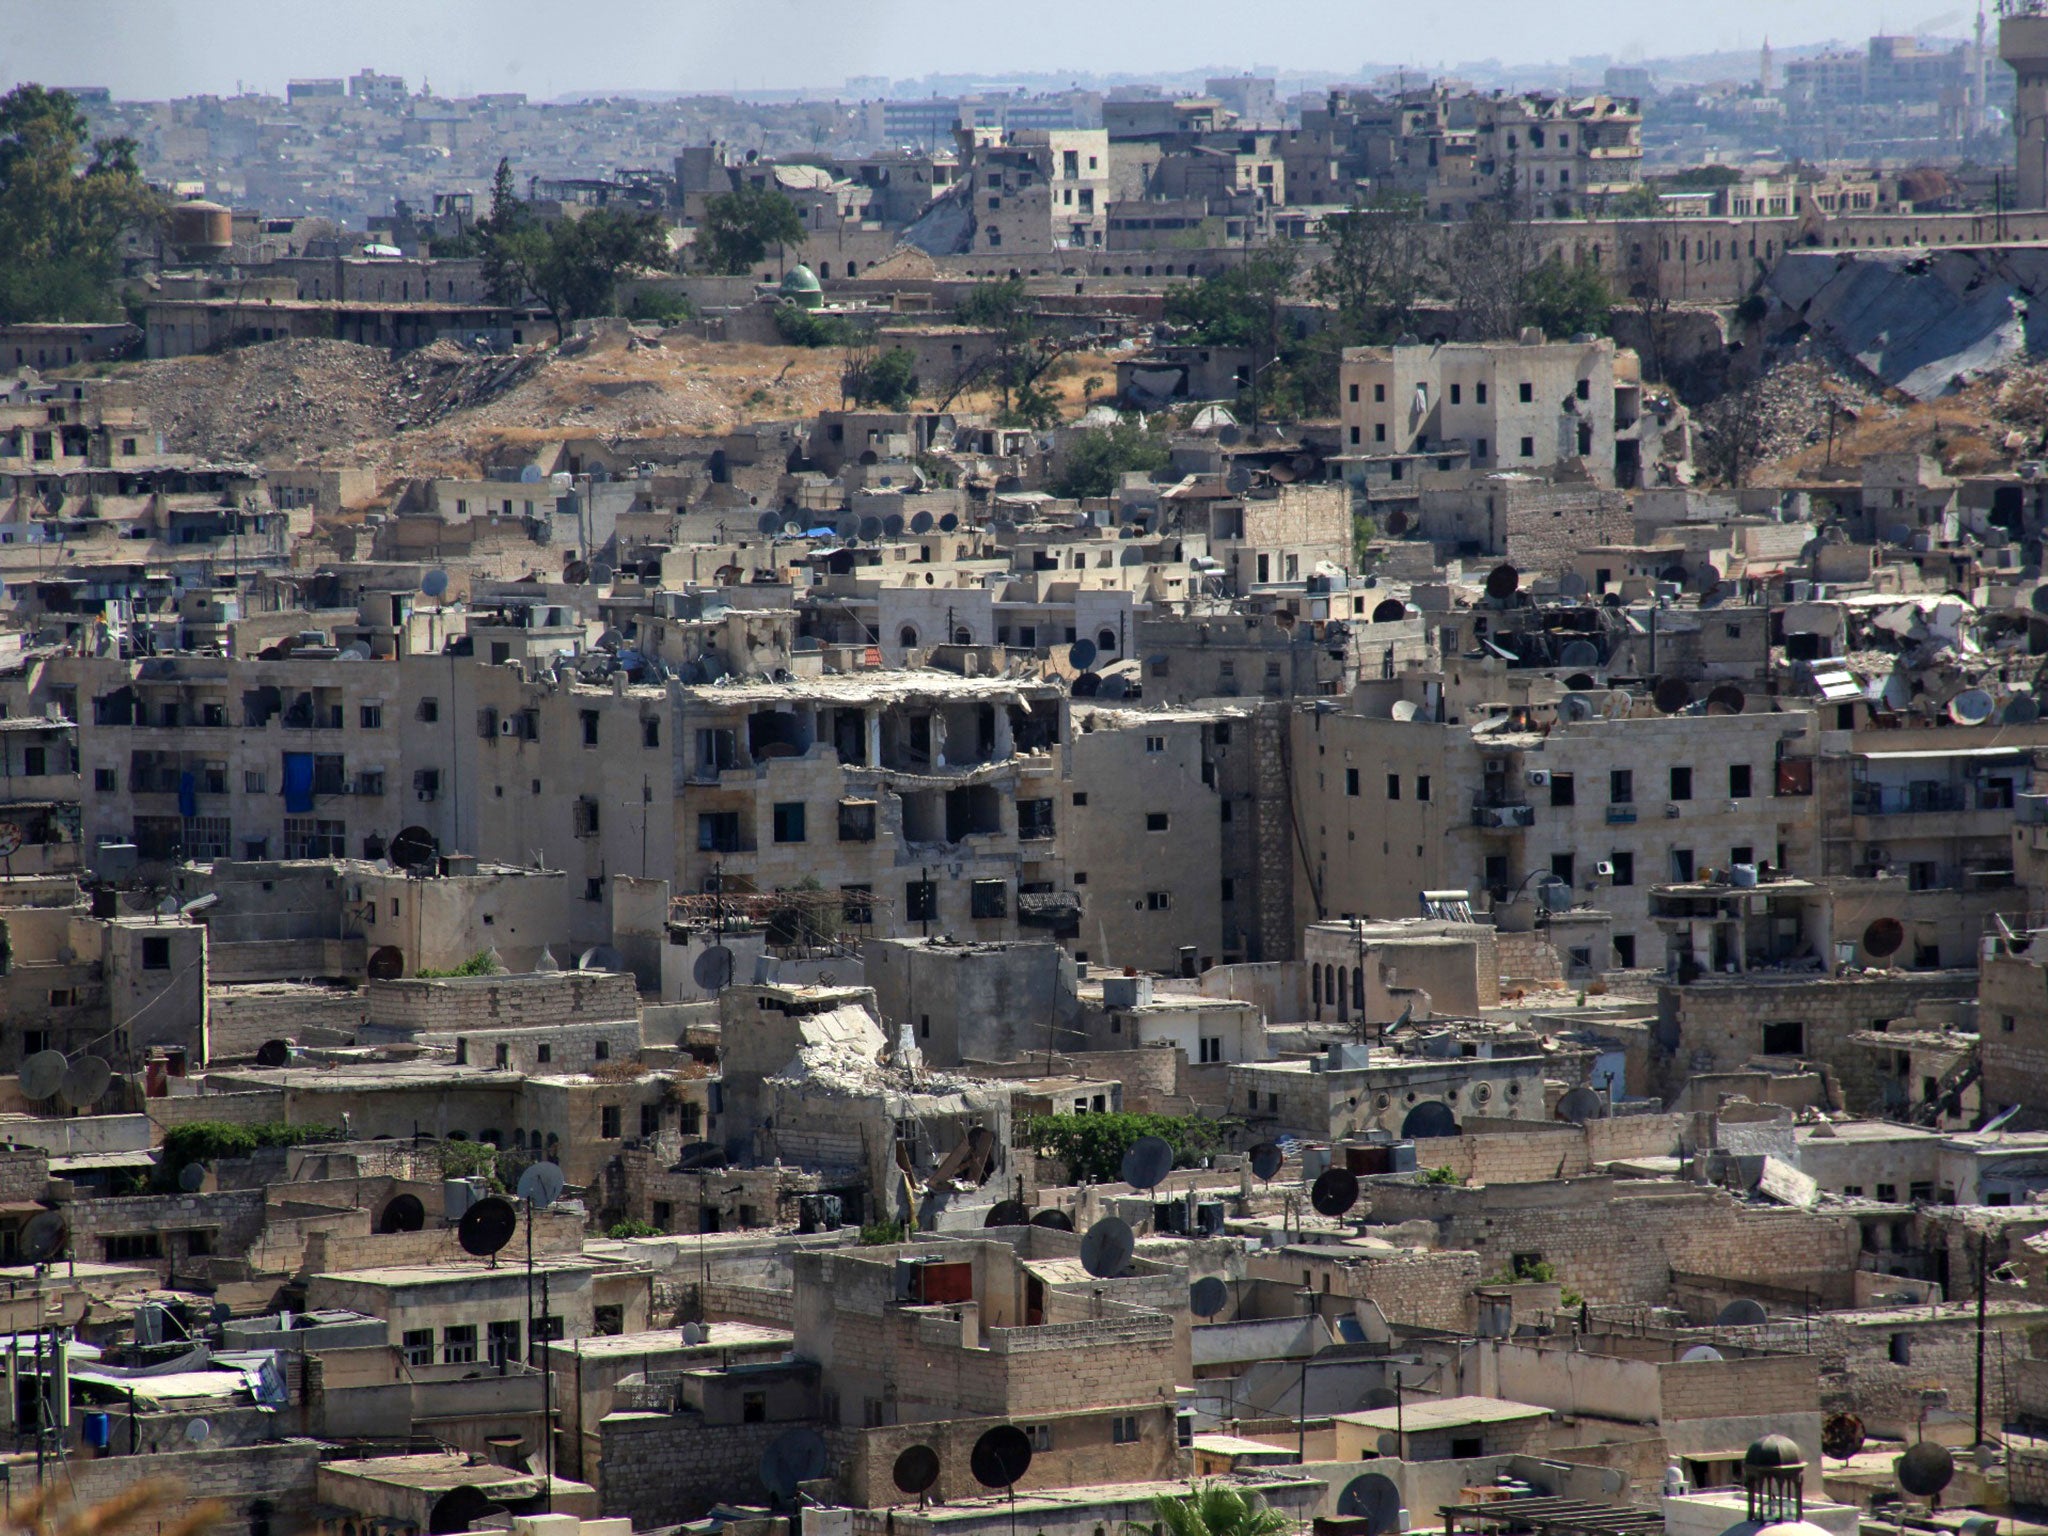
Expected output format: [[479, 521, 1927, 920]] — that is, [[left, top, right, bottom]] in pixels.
[[1097, 628, 1117, 653], [899, 625, 919, 650], [1336, 966, 1349, 1022], [1311, 966, 1321, 1007]]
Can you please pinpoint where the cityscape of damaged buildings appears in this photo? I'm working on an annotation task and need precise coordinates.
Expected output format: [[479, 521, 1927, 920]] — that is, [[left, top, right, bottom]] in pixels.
[[22, 13, 2048, 1536]]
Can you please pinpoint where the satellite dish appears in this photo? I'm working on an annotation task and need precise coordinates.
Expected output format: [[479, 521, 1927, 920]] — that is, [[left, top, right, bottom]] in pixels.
[[884, 513, 905, 538], [184, 1419, 212, 1445], [1897, 1442, 1955, 1498], [21, 1211, 65, 1265], [1190, 1276, 1229, 1318], [969, 1425, 1033, 1489], [1948, 688, 1995, 725], [458, 1195, 518, 1258], [578, 945, 626, 972], [1071, 671, 1100, 697], [1707, 683, 1747, 715], [759, 1427, 830, 1503], [1690, 563, 1723, 596], [1558, 693, 1597, 723], [338, 644, 371, 662], [1680, 1344, 1724, 1362], [1310, 1167, 1360, 1217], [2006, 696, 2042, 725], [1249, 1143, 1284, 1181], [518, 1162, 566, 1210], [563, 560, 590, 584], [1390, 700, 1420, 722], [893, 1444, 941, 1497], [1715, 1298, 1768, 1327], [1401, 1101, 1458, 1139], [1067, 638, 1098, 671], [1335, 1473, 1403, 1533], [984, 1200, 1031, 1228], [1384, 508, 1410, 535], [254, 1038, 291, 1068], [857, 515, 882, 541], [1558, 640, 1600, 668], [1098, 674, 1130, 702], [939, 513, 959, 532], [1029, 1208, 1074, 1232], [1371, 598, 1407, 624], [61, 1055, 110, 1106], [18, 1050, 65, 1101], [1883, 672, 1912, 712], [1079, 1216, 1135, 1279], [590, 561, 615, 585], [1558, 570, 1590, 598], [1556, 1086, 1608, 1124], [367, 945, 406, 980], [390, 826, 438, 871], [680, 1322, 705, 1345], [693, 945, 735, 992], [421, 569, 450, 599], [178, 1161, 208, 1192], [1120, 1135, 1173, 1191], [1565, 672, 1599, 691], [378, 1194, 426, 1233], [1653, 678, 1693, 714], [1823, 1412, 1867, 1460], [520, 465, 543, 484], [1485, 563, 1520, 601], [758, 511, 782, 535], [1863, 917, 1906, 959], [910, 510, 934, 534]]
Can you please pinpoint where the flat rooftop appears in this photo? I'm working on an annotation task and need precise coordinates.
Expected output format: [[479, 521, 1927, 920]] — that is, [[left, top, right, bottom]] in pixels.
[[1336, 1395, 1553, 1433]]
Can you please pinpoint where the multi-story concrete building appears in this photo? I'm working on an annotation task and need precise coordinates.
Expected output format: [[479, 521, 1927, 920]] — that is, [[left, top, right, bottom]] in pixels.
[[1339, 337, 1624, 487]]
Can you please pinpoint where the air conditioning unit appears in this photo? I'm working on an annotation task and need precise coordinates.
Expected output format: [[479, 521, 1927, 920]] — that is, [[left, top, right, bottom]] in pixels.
[[499, 718, 517, 735], [418, 789, 438, 802], [1527, 769, 1550, 786], [1484, 759, 1505, 774], [1595, 860, 1615, 878], [1664, 804, 1682, 818], [1866, 846, 1888, 864]]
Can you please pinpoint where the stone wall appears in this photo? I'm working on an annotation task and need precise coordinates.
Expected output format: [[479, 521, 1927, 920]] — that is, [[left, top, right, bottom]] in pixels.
[[596, 1412, 790, 1526], [1981, 956, 2048, 1111], [207, 984, 368, 1059], [365, 970, 640, 1032]]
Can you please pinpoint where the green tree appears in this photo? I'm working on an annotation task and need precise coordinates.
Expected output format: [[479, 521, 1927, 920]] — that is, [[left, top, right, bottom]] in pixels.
[[628, 287, 695, 325], [946, 279, 1068, 426], [607, 1218, 663, 1239], [775, 303, 860, 347], [1131, 1485, 1291, 1536], [478, 157, 526, 305], [1609, 183, 1666, 218], [1310, 193, 1439, 344], [846, 346, 919, 409], [1162, 247, 1297, 350], [1052, 415, 1172, 499], [1021, 1112, 1222, 1183], [698, 183, 807, 275], [1521, 255, 1611, 338], [0, 85, 161, 324], [488, 205, 671, 342]]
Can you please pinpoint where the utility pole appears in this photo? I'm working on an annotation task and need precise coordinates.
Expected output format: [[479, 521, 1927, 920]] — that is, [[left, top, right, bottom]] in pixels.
[[1976, 1228, 1989, 1449]]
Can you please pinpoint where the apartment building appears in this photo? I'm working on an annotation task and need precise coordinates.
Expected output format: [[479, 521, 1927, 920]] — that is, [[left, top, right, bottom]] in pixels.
[[1339, 336, 1623, 487]]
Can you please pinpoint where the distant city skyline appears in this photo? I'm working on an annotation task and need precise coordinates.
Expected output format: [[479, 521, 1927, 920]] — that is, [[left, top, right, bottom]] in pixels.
[[7, 0, 1986, 102]]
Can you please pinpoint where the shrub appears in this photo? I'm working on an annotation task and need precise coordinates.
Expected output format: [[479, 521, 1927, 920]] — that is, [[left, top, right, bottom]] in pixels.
[[1020, 1113, 1223, 1184], [628, 288, 695, 325], [1420, 1165, 1463, 1185], [416, 950, 498, 978], [607, 1218, 663, 1239], [859, 1219, 906, 1245]]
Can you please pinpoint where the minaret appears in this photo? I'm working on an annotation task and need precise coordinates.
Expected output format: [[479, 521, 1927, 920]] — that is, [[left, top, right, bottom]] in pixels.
[[1976, 4, 1991, 136], [1760, 36, 1775, 94]]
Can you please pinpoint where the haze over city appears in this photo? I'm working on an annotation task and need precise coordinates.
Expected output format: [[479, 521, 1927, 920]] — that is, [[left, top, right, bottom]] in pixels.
[[13, 0, 1949, 98]]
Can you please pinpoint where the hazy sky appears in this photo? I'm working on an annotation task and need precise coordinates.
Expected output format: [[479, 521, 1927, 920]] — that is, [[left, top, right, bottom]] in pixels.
[[6, 0, 1957, 99]]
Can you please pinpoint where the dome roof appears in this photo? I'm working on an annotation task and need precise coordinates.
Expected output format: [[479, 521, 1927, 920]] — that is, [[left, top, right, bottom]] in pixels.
[[1753, 1522, 1832, 1536], [1745, 1434, 1808, 1472], [780, 264, 822, 294]]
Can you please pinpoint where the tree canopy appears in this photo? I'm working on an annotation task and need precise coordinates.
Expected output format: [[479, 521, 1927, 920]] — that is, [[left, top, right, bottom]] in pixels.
[[1051, 415, 1172, 499], [698, 183, 807, 275], [478, 161, 671, 341], [0, 85, 160, 324], [1131, 1485, 1292, 1536]]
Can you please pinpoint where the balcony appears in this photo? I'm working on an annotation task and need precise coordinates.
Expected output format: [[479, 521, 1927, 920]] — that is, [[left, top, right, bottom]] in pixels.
[[1472, 802, 1534, 830]]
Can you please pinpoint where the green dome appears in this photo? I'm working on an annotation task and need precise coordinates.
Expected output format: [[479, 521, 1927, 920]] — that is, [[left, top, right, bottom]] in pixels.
[[780, 264, 822, 293]]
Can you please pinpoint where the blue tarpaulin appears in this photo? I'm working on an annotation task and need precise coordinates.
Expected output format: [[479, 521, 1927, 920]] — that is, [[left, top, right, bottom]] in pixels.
[[282, 753, 314, 814], [177, 772, 196, 819]]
